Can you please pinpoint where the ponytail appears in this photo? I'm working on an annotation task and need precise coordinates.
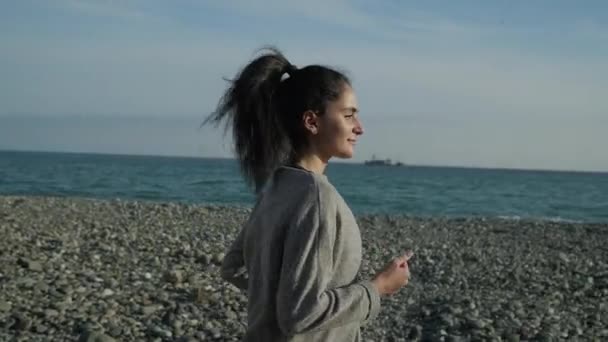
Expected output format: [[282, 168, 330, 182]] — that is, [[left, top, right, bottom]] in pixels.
[[204, 47, 293, 192]]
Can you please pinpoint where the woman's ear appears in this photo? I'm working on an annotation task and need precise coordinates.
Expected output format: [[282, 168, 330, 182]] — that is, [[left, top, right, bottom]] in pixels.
[[302, 110, 319, 135]]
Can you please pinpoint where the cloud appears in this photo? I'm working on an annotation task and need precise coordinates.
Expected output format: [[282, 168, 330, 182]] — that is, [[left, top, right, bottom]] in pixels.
[[2, 24, 606, 122], [51, 0, 147, 19]]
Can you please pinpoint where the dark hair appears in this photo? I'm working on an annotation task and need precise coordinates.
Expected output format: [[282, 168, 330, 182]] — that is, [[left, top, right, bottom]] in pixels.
[[204, 46, 351, 192]]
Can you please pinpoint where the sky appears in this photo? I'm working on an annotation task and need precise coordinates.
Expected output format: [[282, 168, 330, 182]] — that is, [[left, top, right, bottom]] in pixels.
[[1, 0, 607, 172]]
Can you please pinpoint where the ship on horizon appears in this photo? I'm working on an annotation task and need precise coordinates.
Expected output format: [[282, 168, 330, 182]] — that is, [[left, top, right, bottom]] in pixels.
[[363, 154, 405, 167]]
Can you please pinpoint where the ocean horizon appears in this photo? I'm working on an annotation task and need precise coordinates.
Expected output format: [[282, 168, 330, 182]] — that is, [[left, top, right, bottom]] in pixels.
[[1, 149, 607, 223]]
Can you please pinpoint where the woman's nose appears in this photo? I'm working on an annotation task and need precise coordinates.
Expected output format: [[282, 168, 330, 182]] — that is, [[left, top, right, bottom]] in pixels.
[[354, 119, 364, 135]]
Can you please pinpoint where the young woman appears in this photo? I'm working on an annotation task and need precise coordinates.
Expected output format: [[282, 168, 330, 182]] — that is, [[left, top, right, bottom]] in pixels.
[[205, 47, 412, 342]]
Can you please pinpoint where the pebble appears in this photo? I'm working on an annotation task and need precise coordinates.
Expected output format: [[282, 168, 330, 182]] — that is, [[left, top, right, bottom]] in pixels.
[[1, 196, 606, 341], [198, 253, 212, 265], [101, 289, 114, 297], [166, 269, 183, 284], [44, 309, 60, 318], [79, 331, 116, 342], [10, 313, 31, 331], [141, 305, 160, 316], [0, 300, 12, 312], [505, 334, 520, 342], [149, 325, 172, 338], [212, 252, 225, 265], [17, 258, 43, 272]]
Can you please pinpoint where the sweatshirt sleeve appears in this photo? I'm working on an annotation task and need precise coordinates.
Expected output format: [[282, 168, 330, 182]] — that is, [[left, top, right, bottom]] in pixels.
[[219, 226, 248, 291], [275, 182, 381, 335]]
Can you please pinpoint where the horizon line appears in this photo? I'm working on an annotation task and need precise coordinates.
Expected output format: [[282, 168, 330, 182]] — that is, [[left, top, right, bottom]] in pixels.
[[1, 148, 607, 175]]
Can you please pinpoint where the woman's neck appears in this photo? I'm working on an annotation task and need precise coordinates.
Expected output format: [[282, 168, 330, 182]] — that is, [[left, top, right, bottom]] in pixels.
[[294, 153, 328, 175]]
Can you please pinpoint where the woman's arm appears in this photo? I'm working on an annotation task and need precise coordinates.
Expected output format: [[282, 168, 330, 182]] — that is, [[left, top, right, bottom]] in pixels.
[[275, 185, 381, 335]]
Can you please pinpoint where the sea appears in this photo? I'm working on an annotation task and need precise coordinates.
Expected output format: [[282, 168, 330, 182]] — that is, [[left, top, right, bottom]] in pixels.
[[1, 150, 607, 223]]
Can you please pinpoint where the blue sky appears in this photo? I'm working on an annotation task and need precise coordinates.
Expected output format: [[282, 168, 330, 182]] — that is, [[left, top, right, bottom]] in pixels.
[[1, 0, 607, 171]]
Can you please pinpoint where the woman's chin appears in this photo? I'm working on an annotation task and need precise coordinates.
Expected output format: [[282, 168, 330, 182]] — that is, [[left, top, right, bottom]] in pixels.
[[335, 150, 354, 159]]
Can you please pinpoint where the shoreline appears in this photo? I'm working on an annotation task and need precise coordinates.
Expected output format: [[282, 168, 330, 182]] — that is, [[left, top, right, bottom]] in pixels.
[[2, 194, 605, 225], [1, 196, 607, 341], [3, 149, 608, 175]]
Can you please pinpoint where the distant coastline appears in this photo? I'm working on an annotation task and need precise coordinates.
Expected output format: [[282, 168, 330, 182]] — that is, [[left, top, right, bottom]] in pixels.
[[1, 149, 607, 175]]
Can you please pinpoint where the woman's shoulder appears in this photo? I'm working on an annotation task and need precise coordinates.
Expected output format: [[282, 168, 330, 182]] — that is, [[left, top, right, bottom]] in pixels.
[[273, 165, 338, 198], [268, 167, 348, 219]]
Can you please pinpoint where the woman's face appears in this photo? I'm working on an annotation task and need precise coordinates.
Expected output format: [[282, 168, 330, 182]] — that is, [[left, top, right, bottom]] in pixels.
[[305, 84, 364, 160]]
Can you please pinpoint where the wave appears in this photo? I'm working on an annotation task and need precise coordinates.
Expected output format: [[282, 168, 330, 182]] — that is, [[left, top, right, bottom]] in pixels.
[[188, 179, 229, 186], [497, 215, 583, 224]]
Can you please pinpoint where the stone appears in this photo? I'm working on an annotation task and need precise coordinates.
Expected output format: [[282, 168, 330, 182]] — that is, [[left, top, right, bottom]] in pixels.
[[407, 325, 422, 340], [141, 305, 160, 316], [149, 325, 173, 338], [44, 309, 60, 319], [225, 309, 238, 320], [466, 317, 485, 330], [0, 300, 12, 312], [177, 337, 198, 342], [446, 335, 466, 342], [17, 257, 43, 272], [198, 253, 212, 265], [505, 334, 520, 342], [79, 331, 116, 342], [212, 252, 225, 265], [166, 270, 183, 284], [439, 313, 455, 328], [35, 324, 48, 334], [101, 289, 115, 297], [10, 313, 31, 331]]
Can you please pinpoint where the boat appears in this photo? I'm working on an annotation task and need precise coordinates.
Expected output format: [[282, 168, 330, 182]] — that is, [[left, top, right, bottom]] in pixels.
[[363, 155, 403, 166]]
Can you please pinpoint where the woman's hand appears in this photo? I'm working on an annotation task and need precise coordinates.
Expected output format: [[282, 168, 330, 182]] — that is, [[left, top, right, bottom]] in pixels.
[[371, 250, 413, 296]]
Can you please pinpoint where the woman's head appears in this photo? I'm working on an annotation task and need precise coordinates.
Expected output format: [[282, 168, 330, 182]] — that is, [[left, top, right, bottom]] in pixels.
[[205, 47, 363, 191]]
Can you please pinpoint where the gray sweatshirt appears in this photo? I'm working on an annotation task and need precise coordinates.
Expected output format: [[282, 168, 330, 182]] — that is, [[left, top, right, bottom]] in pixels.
[[220, 165, 381, 342]]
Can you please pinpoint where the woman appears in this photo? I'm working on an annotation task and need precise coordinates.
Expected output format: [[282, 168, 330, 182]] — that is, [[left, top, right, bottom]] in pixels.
[[205, 47, 412, 342]]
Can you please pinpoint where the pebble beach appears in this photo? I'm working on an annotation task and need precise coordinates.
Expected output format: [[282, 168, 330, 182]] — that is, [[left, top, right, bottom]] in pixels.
[[1, 195, 607, 341]]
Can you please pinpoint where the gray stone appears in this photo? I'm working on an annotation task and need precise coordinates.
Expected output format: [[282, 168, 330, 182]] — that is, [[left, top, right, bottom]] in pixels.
[[107, 323, 122, 337], [225, 309, 238, 320], [79, 331, 116, 342], [505, 334, 520, 342], [101, 289, 114, 297], [177, 337, 198, 342], [211, 329, 222, 339], [44, 309, 60, 319], [407, 325, 422, 340], [0, 300, 12, 312], [141, 305, 160, 316], [166, 269, 184, 284], [10, 313, 31, 331], [446, 335, 466, 342], [466, 317, 486, 330], [149, 325, 173, 338], [198, 253, 212, 265], [35, 324, 48, 334], [212, 252, 225, 265], [18, 257, 43, 271], [558, 252, 570, 263], [439, 313, 455, 328]]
